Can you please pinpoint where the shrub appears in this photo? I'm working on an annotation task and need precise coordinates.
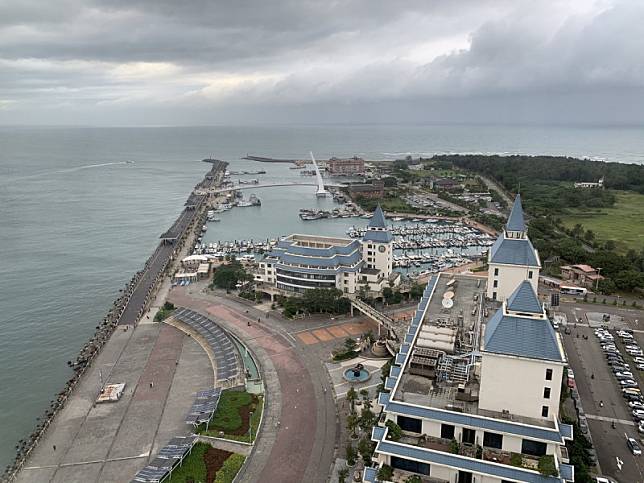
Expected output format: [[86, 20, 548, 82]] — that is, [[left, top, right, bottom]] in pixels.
[[377, 464, 393, 481], [214, 453, 245, 483], [345, 443, 357, 466], [510, 453, 523, 467], [385, 420, 402, 441], [449, 439, 460, 454], [538, 455, 557, 477]]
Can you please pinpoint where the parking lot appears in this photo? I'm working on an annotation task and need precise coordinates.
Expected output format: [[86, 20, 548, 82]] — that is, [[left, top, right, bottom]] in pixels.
[[560, 302, 644, 483]]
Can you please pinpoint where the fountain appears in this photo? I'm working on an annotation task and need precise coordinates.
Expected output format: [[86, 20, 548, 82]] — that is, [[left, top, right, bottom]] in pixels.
[[343, 363, 371, 383]]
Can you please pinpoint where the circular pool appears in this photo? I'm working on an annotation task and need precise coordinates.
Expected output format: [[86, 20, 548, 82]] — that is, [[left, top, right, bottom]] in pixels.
[[343, 366, 371, 383]]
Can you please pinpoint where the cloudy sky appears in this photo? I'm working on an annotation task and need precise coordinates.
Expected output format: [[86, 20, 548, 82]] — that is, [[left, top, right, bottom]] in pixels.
[[1, 0, 643, 126]]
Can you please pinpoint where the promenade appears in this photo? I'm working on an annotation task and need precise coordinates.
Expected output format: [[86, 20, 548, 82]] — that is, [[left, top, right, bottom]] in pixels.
[[16, 324, 212, 483]]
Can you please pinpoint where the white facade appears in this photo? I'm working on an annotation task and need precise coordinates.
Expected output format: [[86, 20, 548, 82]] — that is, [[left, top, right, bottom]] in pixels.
[[487, 264, 539, 301], [478, 353, 565, 421]]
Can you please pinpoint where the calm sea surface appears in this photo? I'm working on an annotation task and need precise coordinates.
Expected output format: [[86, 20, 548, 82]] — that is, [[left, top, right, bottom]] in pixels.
[[0, 124, 643, 469]]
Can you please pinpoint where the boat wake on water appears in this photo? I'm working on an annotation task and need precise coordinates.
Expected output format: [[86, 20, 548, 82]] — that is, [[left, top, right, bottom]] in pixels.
[[3, 161, 133, 183]]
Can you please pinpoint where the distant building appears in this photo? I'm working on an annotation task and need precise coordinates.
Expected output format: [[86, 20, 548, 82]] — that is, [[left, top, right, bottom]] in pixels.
[[326, 156, 365, 175], [255, 205, 400, 294], [560, 264, 604, 289], [574, 177, 604, 189], [427, 177, 462, 191], [487, 194, 541, 301], [348, 180, 385, 199]]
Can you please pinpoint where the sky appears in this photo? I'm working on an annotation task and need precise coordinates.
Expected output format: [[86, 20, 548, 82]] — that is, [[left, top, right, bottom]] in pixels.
[[1, 0, 644, 126]]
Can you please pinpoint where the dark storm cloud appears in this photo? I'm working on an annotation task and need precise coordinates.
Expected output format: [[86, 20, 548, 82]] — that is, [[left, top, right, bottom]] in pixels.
[[0, 0, 643, 124]]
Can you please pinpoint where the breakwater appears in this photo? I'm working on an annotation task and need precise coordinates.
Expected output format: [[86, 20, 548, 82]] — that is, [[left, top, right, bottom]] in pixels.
[[2, 159, 227, 482]]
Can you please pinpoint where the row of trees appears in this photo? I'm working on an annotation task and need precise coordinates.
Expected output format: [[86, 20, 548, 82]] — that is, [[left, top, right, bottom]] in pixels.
[[437, 154, 644, 194], [210, 260, 252, 290], [277, 288, 352, 318]]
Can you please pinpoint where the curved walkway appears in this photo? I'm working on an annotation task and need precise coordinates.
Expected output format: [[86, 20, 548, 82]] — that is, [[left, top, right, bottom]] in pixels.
[[168, 287, 337, 483]]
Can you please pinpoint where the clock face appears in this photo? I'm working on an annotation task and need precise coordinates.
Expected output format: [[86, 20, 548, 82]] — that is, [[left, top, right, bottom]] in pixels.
[[378, 245, 386, 253]]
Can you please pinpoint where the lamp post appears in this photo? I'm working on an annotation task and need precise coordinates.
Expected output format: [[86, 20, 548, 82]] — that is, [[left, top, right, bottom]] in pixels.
[[595, 267, 602, 292]]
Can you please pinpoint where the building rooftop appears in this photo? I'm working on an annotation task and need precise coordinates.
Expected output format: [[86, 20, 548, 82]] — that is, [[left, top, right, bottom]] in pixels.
[[506, 280, 543, 314], [390, 273, 562, 431], [368, 204, 387, 229], [483, 310, 565, 362], [506, 194, 526, 232], [489, 236, 540, 267]]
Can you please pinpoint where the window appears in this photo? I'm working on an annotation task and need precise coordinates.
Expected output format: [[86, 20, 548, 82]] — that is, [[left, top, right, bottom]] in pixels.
[[528, 270, 533, 279], [544, 387, 551, 399], [542, 406, 549, 418], [483, 432, 503, 449], [521, 439, 547, 457], [462, 428, 476, 445], [494, 268, 499, 276], [458, 472, 473, 483], [545, 368, 553, 381], [492, 291, 497, 300], [440, 424, 455, 440], [391, 456, 430, 475], [398, 415, 422, 434], [493, 280, 498, 288]]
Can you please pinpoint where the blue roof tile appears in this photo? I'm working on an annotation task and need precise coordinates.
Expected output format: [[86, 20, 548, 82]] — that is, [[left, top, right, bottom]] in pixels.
[[369, 204, 387, 228], [484, 310, 563, 362], [506, 194, 527, 232], [382, 400, 567, 443], [507, 281, 543, 314], [363, 467, 378, 482], [363, 229, 393, 243], [489, 237, 540, 266], [376, 440, 564, 483]]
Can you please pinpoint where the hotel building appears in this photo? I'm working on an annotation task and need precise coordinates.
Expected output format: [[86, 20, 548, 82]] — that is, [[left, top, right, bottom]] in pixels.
[[255, 205, 400, 294]]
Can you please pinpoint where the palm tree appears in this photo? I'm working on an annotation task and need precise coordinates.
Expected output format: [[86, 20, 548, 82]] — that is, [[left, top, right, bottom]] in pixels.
[[347, 387, 358, 412]]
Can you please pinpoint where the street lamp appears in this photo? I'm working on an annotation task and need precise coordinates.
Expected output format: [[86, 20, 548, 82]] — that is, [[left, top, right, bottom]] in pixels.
[[595, 267, 602, 293]]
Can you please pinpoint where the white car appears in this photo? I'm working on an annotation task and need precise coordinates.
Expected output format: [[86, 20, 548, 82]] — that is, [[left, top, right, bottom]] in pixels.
[[633, 357, 644, 364], [629, 401, 644, 409], [622, 334, 634, 340], [622, 379, 638, 386], [637, 364, 644, 371], [616, 371, 635, 378], [633, 409, 644, 417], [567, 369, 575, 379]]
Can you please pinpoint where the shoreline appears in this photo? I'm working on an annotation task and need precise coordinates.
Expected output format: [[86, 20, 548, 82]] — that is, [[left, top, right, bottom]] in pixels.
[[3, 160, 227, 481]]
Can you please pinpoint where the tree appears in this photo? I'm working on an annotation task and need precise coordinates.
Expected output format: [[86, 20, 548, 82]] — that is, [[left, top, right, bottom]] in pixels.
[[382, 287, 393, 303], [347, 413, 360, 438], [347, 387, 358, 411], [337, 468, 349, 483], [584, 229, 595, 242], [345, 442, 357, 466], [377, 464, 393, 481], [597, 278, 616, 294], [409, 283, 424, 299], [210, 261, 250, 290], [358, 436, 375, 465], [393, 159, 409, 170], [359, 406, 375, 432], [385, 420, 402, 441]]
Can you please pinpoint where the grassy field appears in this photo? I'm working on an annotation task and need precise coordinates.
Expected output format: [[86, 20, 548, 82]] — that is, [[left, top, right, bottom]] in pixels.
[[166, 442, 208, 483], [199, 390, 263, 443], [561, 191, 644, 252]]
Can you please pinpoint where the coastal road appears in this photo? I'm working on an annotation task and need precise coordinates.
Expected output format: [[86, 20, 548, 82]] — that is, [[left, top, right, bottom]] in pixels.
[[169, 287, 338, 483]]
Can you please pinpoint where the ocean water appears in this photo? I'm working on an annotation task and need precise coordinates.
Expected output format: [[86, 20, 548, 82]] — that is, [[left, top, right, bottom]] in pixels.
[[0, 123, 643, 470]]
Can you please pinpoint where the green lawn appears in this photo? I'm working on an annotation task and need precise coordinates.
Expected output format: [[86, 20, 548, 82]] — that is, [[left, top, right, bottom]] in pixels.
[[561, 191, 644, 252], [198, 391, 263, 443], [166, 442, 208, 483], [166, 442, 245, 483]]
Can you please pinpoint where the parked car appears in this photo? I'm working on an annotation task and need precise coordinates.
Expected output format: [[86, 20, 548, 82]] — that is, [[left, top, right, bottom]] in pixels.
[[633, 357, 644, 364], [627, 436, 642, 455], [637, 364, 644, 371], [616, 371, 635, 378], [621, 380, 639, 387], [629, 400, 644, 409], [638, 421, 644, 434]]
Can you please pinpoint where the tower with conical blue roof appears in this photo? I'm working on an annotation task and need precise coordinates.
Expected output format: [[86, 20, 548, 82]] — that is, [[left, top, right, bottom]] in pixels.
[[487, 194, 541, 301], [362, 204, 394, 278]]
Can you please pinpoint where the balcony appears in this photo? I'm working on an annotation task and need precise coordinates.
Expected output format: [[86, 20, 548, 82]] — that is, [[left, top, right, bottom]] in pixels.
[[394, 434, 557, 477]]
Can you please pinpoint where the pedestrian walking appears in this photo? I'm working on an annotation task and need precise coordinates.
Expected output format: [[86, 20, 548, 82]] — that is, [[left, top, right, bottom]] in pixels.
[[247, 320, 251, 327], [53, 445, 56, 452]]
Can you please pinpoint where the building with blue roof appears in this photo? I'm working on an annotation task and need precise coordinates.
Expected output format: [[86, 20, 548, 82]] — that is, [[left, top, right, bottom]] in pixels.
[[366, 272, 572, 483], [255, 205, 399, 295], [487, 194, 541, 301]]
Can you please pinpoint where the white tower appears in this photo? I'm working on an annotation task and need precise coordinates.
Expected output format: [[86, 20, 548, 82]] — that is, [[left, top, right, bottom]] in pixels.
[[362, 205, 393, 276], [487, 194, 541, 301]]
